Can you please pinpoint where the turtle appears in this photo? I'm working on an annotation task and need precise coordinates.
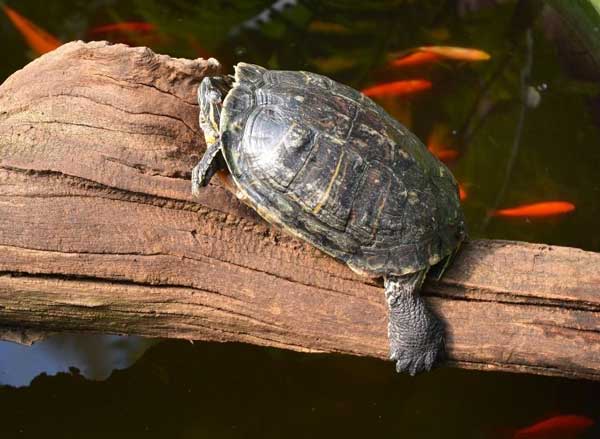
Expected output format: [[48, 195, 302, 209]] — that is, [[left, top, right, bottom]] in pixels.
[[191, 62, 467, 375]]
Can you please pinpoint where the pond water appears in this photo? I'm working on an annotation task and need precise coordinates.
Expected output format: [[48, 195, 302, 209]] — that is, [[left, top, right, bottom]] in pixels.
[[1, 0, 600, 437]]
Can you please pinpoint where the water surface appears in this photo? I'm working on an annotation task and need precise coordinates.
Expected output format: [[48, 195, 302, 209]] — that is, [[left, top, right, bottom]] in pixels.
[[1, 1, 599, 437]]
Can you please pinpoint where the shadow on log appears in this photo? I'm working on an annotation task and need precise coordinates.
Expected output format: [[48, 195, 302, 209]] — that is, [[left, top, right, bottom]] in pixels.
[[0, 41, 599, 380]]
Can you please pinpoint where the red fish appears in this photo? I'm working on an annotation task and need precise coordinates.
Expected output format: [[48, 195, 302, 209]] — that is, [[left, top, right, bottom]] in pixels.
[[362, 79, 432, 98], [390, 51, 441, 68], [427, 124, 460, 163], [389, 45, 490, 68], [2, 4, 61, 55], [458, 184, 467, 201], [418, 46, 491, 61], [89, 21, 155, 35], [493, 201, 575, 218], [513, 414, 594, 439]]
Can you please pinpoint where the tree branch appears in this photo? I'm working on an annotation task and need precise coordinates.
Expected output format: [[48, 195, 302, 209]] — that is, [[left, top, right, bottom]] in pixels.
[[1, 41, 599, 380]]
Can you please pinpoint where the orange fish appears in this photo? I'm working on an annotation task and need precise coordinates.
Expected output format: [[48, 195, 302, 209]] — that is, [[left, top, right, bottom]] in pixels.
[[89, 21, 156, 35], [513, 414, 594, 439], [418, 46, 491, 61], [390, 46, 490, 67], [362, 80, 432, 98], [390, 51, 441, 68], [427, 124, 459, 163], [493, 201, 575, 218], [458, 184, 467, 201], [2, 4, 61, 55]]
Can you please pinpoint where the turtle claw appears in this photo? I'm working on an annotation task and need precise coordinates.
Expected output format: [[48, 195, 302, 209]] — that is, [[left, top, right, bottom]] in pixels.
[[390, 339, 442, 376], [392, 352, 416, 375]]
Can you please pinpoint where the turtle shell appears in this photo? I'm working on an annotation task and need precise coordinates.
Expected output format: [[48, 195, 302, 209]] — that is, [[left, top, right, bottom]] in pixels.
[[219, 63, 466, 277]]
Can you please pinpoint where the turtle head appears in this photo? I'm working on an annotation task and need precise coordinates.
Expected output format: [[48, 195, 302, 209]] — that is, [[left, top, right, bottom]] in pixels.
[[198, 75, 234, 146]]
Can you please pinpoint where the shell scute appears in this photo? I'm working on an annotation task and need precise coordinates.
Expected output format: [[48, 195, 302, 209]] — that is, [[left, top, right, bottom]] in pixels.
[[219, 63, 466, 276]]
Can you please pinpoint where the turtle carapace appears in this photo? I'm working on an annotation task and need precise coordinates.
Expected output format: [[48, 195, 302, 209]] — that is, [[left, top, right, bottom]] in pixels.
[[192, 63, 466, 375]]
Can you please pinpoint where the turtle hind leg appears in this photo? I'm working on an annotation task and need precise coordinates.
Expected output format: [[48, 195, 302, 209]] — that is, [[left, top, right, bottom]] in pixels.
[[191, 140, 224, 196], [384, 271, 445, 375]]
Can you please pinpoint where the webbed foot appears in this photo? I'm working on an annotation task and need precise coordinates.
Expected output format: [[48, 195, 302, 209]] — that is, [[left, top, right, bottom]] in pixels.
[[385, 272, 445, 376]]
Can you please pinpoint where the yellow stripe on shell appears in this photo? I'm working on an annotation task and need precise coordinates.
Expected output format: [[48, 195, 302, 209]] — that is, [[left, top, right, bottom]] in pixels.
[[313, 150, 345, 214]]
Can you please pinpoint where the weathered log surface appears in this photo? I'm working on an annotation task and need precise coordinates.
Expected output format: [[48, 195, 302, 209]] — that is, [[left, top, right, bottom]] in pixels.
[[0, 41, 599, 380]]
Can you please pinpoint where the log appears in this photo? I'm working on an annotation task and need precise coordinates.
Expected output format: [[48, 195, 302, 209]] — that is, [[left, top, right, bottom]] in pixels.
[[0, 41, 599, 380]]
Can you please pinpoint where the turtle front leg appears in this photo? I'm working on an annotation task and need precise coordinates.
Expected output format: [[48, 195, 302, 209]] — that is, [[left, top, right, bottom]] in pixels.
[[384, 271, 445, 375], [191, 139, 224, 197]]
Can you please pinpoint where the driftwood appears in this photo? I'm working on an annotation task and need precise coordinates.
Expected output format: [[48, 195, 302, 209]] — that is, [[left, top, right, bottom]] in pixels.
[[0, 41, 599, 380]]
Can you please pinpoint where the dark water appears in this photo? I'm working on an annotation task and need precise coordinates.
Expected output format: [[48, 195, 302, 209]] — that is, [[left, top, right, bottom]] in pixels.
[[2, 340, 600, 438], [1, 0, 600, 437]]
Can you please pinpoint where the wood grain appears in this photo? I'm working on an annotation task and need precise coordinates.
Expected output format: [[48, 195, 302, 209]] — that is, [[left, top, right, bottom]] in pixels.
[[0, 41, 599, 380]]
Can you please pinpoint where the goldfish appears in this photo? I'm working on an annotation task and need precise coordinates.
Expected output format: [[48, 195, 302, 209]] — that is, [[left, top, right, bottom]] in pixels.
[[390, 45, 491, 68], [427, 124, 460, 163], [512, 414, 594, 439], [493, 201, 575, 218], [362, 79, 432, 98], [418, 46, 491, 61], [1, 4, 61, 55], [458, 184, 467, 201], [88, 21, 155, 35], [390, 51, 441, 68]]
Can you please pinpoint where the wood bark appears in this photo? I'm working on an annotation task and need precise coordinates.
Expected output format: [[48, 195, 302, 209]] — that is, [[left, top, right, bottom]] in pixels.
[[0, 41, 599, 380]]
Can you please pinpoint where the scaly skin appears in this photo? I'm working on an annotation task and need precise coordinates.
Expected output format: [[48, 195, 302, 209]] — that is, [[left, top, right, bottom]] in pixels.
[[384, 271, 445, 375], [191, 140, 222, 196]]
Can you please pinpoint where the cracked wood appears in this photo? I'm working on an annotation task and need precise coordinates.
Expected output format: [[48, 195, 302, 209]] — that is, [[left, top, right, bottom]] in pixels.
[[0, 41, 599, 380]]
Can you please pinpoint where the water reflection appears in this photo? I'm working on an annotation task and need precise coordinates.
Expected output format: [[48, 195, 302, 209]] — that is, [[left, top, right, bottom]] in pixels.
[[0, 340, 599, 438], [0, 334, 156, 387]]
